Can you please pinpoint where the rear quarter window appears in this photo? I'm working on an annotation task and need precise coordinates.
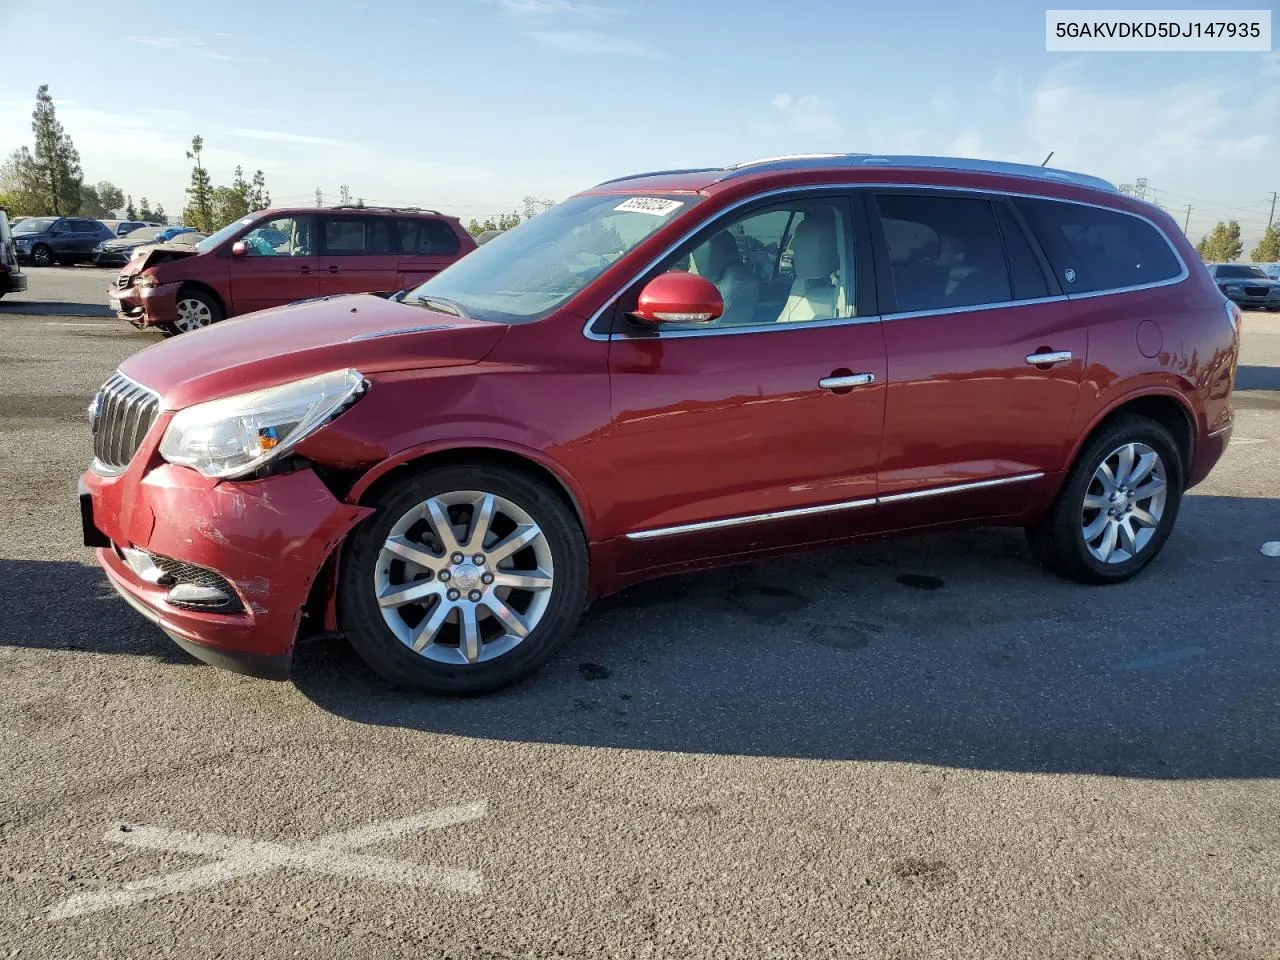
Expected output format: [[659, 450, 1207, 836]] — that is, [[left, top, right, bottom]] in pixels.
[[1017, 198, 1182, 294], [398, 218, 461, 256]]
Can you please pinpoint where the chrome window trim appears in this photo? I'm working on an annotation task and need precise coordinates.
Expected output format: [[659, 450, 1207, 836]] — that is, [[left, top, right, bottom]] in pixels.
[[625, 497, 877, 541], [639, 313, 883, 340], [625, 471, 1045, 541], [580, 182, 1187, 343]]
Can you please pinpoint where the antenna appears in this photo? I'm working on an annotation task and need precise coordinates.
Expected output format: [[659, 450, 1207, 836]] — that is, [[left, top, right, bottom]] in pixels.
[[1040, 151, 1054, 167]]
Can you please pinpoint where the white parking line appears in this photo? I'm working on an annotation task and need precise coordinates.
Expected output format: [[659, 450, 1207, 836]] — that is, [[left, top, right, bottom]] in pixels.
[[49, 800, 486, 920]]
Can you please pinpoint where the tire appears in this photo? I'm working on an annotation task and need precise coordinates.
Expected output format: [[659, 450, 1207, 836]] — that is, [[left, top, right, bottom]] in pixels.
[[1027, 415, 1184, 585], [31, 245, 52, 267], [162, 288, 222, 336], [339, 465, 589, 694]]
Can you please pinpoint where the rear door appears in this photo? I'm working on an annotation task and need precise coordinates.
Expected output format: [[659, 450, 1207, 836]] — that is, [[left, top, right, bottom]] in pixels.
[[870, 190, 1086, 526], [225, 213, 319, 314], [317, 213, 396, 296], [394, 217, 463, 290]]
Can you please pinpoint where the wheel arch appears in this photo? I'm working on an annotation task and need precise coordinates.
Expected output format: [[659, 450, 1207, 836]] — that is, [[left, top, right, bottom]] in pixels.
[[1069, 389, 1196, 477], [347, 441, 592, 536]]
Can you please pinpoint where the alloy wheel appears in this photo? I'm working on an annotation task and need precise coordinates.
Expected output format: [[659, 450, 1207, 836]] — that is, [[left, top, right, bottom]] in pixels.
[[174, 297, 213, 332], [1080, 441, 1167, 564], [32, 246, 51, 267], [373, 491, 555, 664]]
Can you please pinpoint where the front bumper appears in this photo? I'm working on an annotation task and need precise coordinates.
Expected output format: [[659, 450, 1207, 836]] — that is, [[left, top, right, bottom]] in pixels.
[[1224, 292, 1280, 310], [109, 280, 181, 326], [81, 462, 370, 679], [94, 250, 131, 267]]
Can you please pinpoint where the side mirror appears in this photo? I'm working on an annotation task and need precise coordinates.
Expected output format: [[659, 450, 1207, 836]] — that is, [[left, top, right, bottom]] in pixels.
[[632, 271, 723, 325], [231, 240, 248, 257]]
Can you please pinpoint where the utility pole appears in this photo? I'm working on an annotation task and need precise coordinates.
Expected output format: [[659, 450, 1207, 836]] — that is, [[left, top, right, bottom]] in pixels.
[[314, 187, 323, 208], [1268, 191, 1277, 230], [1183, 203, 1192, 234]]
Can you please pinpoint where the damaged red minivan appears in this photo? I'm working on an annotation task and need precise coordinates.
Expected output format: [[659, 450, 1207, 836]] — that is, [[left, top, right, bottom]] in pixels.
[[108, 205, 475, 336], [80, 155, 1238, 694]]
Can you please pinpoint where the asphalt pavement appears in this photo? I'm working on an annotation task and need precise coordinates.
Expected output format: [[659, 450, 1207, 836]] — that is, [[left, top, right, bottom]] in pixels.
[[1, 266, 1277, 958]]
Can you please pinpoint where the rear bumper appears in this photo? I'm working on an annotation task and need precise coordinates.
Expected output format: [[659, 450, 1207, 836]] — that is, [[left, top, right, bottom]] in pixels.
[[1189, 422, 1231, 488], [81, 464, 370, 677]]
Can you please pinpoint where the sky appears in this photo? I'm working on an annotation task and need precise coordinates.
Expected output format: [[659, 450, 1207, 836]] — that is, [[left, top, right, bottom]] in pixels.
[[1, 0, 1277, 247]]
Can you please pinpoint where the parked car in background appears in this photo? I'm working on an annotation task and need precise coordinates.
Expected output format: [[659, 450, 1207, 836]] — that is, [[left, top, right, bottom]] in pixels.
[[13, 216, 114, 266], [94, 226, 200, 266], [81, 154, 1238, 694], [104, 219, 161, 237], [1258, 263, 1280, 281], [109, 205, 476, 335], [0, 210, 29, 299], [1206, 262, 1280, 311], [128, 228, 206, 260]]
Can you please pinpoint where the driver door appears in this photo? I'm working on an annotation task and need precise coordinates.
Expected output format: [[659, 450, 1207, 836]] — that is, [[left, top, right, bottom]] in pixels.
[[226, 213, 320, 315]]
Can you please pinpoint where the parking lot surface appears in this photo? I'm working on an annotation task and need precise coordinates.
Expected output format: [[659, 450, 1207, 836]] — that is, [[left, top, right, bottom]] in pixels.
[[1, 267, 1277, 958]]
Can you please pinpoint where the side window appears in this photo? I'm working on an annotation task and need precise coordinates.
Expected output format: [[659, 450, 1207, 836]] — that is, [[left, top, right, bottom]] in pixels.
[[72, 219, 96, 234], [400, 218, 461, 256], [368, 219, 395, 255], [657, 199, 855, 329], [242, 216, 311, 257], [875, 194, 1011, 313], [1016, 198, 1181, 294], [320, 216, 369, 255], [994, 203, 1050, 300]]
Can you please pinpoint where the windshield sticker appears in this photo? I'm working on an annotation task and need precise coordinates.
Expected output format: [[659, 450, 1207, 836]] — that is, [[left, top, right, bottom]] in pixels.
[[614, 197, 685, 216]]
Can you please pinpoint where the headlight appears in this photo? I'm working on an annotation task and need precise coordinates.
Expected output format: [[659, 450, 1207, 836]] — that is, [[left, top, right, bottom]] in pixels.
[[15, 238, 29, 246], [1225, 284, 1243, 294], [159, 369, 367, 478], [136, 274, 156, 288]]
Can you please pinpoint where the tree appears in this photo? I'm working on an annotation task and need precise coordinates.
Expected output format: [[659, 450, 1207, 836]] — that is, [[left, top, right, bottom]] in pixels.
[[183, 135, 215, 232], [125, 194, 137, 220], [0, 148, 43, 214], [1196, 220, 1243, 262], [1250, 225, 1280, 262], [152, 204, 167, 226], [79, 180, 126, 218], [250, 169, 269, 211], [466, 218, 483, 237], [29, 85, 83, 215]]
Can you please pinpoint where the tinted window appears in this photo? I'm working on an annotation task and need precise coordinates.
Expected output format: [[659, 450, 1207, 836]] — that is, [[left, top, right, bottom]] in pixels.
[[995, 203, 1050, 300], [398, 218, 461, 256], [1017, 198, 1181, 293], [1214, 264, 1267, 279], [321, 216, 368, 254], [875, 194, 1011, 312]]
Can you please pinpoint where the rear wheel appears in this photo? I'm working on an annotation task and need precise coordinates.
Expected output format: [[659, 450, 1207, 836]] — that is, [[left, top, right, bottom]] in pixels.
[[1027, 415, 1183, 584], [162, 289, 222, 335], [339, 465, 588, 694]]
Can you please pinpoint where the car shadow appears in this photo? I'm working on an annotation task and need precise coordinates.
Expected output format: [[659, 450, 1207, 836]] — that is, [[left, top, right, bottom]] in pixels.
[[0, 300, 114, 318], [6, 493, 1277, 778]]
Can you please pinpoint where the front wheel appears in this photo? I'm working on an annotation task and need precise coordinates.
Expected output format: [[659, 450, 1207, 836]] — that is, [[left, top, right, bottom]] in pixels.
[[31, 245, 52, 267], [1027, 415, 1184, 584], [339, 465, 589, 694], [161, 289, 222, 336]]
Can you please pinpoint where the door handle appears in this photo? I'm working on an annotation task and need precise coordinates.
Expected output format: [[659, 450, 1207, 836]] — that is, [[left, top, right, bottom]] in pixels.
[[327, 265, 339, 274], [300, 265, 311, 274], [819, 373, 877, 390], [1025, 350, 1072, 366]]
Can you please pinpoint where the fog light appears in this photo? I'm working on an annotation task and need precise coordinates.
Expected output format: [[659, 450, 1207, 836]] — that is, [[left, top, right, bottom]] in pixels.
[[166, 583, 233, 607], [121, 547, 168, 584]]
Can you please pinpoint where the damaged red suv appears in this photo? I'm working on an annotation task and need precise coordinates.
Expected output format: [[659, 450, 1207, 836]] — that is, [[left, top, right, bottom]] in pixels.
[[108, 205, 475, 336], [80, 155, 1238, 694]]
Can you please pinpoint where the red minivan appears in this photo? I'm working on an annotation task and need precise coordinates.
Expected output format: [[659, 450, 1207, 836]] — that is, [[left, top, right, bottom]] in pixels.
[[108, 205, 476, 336], [80, 155, 1238, 694]]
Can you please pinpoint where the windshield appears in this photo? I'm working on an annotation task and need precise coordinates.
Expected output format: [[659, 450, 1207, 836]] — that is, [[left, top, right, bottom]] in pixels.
[[405, 193, 699, 323], [123, 227, 163, 242], [195, 214, 261, 253], [14, 217, 56, 235], [1217, 264, 1268, 279]]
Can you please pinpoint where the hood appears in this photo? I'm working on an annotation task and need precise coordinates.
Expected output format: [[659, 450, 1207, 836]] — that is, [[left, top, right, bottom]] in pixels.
[[122, 245, 201, 274], [119, 294, 508, 410]]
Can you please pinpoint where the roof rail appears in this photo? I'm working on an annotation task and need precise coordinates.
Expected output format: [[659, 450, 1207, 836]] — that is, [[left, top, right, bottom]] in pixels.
[[330, 204, 444, 215], [593, 167, 719, 187], [714, 154, 1117, 192]]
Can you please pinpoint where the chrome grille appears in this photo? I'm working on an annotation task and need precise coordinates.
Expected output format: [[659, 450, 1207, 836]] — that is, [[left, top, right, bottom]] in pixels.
[[92, 372, 160, 471]]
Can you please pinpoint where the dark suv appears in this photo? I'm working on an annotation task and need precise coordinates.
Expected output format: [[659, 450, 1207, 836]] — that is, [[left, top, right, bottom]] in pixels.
[[109, 205, 477, 335], [1206, 262, 1280, 311], [13, 216, 114, 266]]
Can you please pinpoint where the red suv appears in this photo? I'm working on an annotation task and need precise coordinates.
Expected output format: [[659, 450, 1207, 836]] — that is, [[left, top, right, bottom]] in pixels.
[[108, 205, 476, 336], [80, 155, 1239, 694]]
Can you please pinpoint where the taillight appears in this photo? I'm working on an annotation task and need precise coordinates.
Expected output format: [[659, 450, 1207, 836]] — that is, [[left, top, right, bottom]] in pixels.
[[1224, 300, 1240, 332]]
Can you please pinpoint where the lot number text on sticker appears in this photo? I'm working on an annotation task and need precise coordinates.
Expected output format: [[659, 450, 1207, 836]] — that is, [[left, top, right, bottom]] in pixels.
[[614, 197, 685, 216]]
